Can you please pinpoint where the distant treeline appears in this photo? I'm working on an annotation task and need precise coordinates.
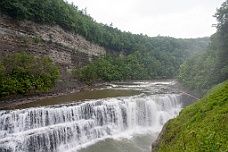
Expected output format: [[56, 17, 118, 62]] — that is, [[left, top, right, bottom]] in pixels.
[[73, 50, 177, 82], [178, 0, 228, 94]]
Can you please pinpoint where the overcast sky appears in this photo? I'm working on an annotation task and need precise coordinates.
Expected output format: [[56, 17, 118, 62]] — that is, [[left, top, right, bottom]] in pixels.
[[66, 0, 224, 38]]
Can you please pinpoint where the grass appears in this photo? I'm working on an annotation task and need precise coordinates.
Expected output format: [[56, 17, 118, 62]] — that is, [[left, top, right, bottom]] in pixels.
[[157, 81, 228, 152]]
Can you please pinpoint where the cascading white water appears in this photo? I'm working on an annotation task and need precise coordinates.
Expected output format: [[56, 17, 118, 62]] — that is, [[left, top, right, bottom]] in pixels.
[[0, 93, 182, 152]]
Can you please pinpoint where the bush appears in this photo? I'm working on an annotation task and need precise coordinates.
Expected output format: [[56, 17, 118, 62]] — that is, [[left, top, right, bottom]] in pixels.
[[0, 52, 59, 96]]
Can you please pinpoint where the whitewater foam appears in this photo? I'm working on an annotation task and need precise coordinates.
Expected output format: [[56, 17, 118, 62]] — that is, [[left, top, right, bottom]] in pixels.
[[0, 93, 182, 152]]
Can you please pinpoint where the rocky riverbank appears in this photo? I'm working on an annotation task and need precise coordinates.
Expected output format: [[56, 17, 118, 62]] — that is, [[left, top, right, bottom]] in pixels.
[[0, 79, 197, 111], [0, 81, 100, 110]]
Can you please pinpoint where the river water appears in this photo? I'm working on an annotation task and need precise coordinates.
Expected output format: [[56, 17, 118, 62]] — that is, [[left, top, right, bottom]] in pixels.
[[0, 80, 186, 152]]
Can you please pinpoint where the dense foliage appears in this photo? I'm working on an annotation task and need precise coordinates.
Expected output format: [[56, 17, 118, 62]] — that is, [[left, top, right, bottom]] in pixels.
[[178, 1, 228, 94], [0, 52, 59, 97], [74, 52, 158, 82], [74, 49, 181, 82], [156, 81, 228, 152]]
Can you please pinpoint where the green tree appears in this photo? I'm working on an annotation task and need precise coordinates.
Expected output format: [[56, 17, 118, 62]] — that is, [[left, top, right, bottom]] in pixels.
[[178, 0, 228, 95], [214, 0, 228, 82]]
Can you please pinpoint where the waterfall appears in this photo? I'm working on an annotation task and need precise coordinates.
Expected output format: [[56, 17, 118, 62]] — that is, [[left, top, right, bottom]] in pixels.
[[0, 93, 182, 152]]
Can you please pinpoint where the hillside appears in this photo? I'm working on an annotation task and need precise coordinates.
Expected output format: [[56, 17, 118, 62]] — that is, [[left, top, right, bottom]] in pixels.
[[0, 0, 209, 98], [152, 81, 228, 151], [178, 0, 228, 95]]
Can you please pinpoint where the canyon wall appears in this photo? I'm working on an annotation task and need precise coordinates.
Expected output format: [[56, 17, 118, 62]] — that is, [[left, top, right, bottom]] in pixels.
[[0, 14, 107, 68], [0, 14, 109, 92]]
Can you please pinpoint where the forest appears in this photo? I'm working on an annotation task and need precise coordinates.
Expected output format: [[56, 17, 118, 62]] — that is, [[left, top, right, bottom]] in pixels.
[[178, 0, 228, 94], [0, 0, 226, 97]]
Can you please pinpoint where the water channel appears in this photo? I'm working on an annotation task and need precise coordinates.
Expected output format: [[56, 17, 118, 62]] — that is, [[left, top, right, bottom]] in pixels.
[[0, 80, 191, 152]]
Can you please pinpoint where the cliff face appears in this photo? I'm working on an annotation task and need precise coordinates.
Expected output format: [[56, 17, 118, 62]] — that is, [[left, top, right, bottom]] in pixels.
[[0, 14, 106, 68], [0, 14, 109, 93]]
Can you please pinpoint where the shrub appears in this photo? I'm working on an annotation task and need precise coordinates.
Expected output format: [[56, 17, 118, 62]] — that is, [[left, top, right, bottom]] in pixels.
[[0, 52, 59, 96]]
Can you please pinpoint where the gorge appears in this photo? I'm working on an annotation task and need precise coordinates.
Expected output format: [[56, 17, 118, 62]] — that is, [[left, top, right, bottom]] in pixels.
[[0, 0, 227, 151]]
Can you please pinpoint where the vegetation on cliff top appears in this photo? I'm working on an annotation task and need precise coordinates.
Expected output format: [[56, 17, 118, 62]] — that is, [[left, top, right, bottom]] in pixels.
[[156, 81, 228, 152]]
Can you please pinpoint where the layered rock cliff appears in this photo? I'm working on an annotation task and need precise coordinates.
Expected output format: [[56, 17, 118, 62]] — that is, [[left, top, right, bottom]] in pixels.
[[0, 14, 106, 67], [0, 14, 108, 93]]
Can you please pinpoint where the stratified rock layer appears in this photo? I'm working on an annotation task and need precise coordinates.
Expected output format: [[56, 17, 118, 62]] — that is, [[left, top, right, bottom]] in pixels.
[[0, 14, 106, 69]]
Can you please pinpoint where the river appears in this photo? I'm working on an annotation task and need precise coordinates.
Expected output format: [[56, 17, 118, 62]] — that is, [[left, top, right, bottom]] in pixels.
[[0, 80, 190, 152]]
